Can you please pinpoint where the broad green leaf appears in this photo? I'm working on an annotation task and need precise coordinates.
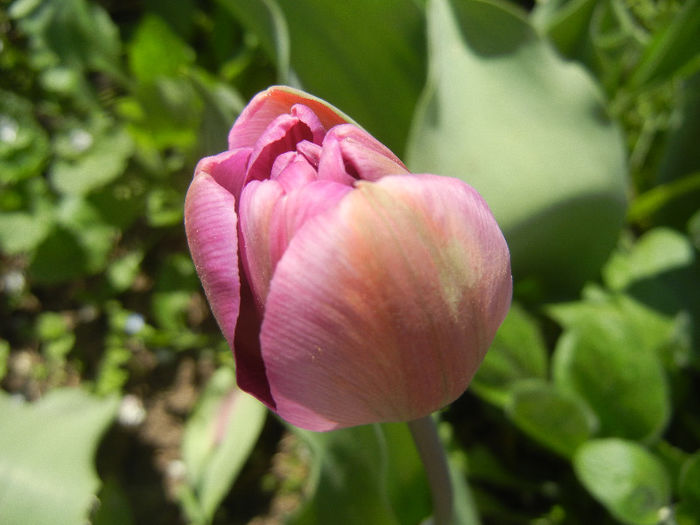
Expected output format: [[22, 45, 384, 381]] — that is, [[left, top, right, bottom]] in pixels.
[[471, 303, 548, 407], [0, 90, 50, 184], [574, 439, 671, 525], [408, 0, 627, 294], [128, 15, 195, 84], [628, 0, 700, 90], [507, 379, 596, 458], [276, 0, 426, 154], [180, 367, 267, 524], [551, 323, 670, 442], [289, 423, 430, 525], [0, 389, 118, 525]]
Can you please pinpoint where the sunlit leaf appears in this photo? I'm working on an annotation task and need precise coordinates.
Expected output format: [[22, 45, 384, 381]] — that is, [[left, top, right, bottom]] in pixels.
[[574, 439, 671, 525], [507, 379, 596, 458], [408, 0, 627, 294], [0, 389, 118, 525]]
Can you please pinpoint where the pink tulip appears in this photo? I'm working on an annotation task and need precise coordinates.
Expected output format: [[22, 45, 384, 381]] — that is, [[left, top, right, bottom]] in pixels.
[[185, 86, 512, 431]]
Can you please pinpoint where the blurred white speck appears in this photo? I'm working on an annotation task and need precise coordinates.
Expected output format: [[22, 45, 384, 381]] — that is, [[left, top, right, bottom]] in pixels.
[[166, 459, 186, 481], [0, 115, 19, 144], [78, 305, 99, 323], [118, 394, 146, 427], [124, 313, 145, 335], [69, 128, 93, 153], [2, 271, 26, 294], [658, 507, 672, 522]]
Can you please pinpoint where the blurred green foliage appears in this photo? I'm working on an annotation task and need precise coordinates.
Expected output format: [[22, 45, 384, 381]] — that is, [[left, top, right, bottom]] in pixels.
[[0, 0, 699, 524]]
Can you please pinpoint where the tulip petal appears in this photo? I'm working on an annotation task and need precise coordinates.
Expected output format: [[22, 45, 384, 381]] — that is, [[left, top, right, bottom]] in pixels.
[[228, 86, 350, 150], [195, 148, 252, 203], [325, 124, 409, 181], [238, 179, 285, 309], [317, 136, 356, 186], [267, 181, 352, 270], [239, 179, 352, 307], [246, 114, 314, 183], [260, 174, 512, 430], [184, 171, 241, 349], [270, 152, 318, 192]]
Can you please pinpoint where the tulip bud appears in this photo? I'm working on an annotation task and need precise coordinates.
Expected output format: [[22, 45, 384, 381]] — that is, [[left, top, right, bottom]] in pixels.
[[185, 86, 512, 431]]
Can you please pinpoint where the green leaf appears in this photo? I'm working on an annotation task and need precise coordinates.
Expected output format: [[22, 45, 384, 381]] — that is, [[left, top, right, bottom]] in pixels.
[[276, 0, 426, 154], [180, 368, 267, 524], [471, 303, 548, 407], [0, 389, 118, 525], [407, 0, 627, 294], [0, 211, 52, 255], [603, 228, 695, 292], [289, 423, 431, 525], [551, 315, 670, 442], [574, 439, 671, 525], [0, 90, 50, 184], [128, 15, 195, 84], [628, 171, 700, 224], [28, 226, 89, 283], [50, 125, 133, 196], [602, 229, 700, 346], [507, 379, 596, 458], [11, 0, 123, 79]]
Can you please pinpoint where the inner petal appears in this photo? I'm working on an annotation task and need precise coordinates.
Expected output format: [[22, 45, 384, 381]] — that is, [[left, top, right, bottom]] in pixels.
[[324, 124, 409, 182], [290, 104, 326, 145], [246, 114, 313, 183], [270, 152, 318, 192]]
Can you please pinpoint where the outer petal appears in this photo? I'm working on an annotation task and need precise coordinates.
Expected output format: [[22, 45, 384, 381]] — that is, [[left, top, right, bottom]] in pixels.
[[228, 86, 350, 150], [195, 148, 252, 203], [184, 171, 241, 349], [239, 179, 352, 307], [259, 174, 512, 431]]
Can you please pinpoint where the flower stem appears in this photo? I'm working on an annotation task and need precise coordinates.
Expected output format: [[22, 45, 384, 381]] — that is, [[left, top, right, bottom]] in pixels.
[[408, 415, 454, 525]]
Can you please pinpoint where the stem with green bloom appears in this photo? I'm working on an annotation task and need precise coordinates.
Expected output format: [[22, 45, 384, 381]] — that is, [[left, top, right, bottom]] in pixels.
[[409, 415, 454, 525]]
